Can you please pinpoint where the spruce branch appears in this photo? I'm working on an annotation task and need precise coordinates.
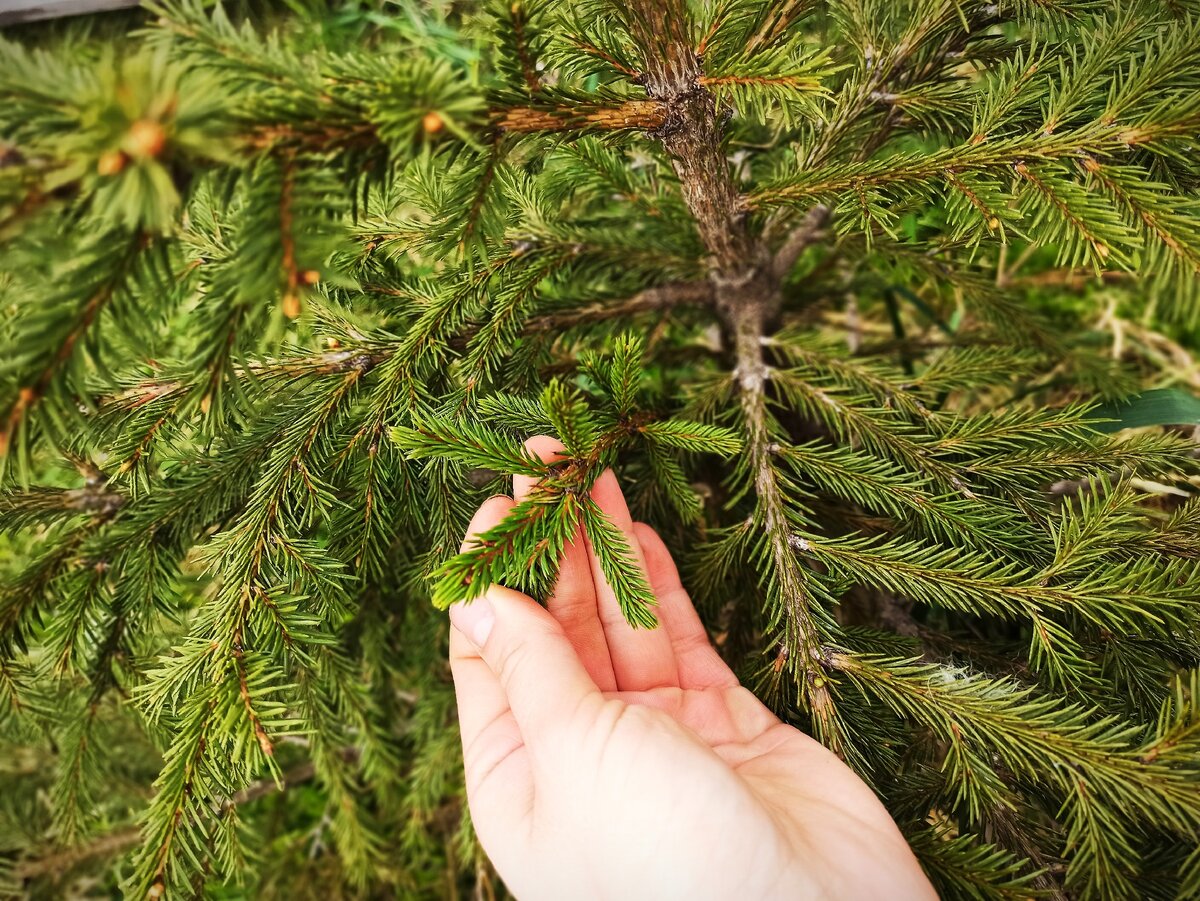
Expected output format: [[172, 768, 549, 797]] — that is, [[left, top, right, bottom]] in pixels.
[[732, 321, 840, 741], [581, 496, 659, 628], [95, 279, 710, 432], [6, 3, 1200, 894], [1082, 157, 1200, 280], [19, 748, 359, 886], [1, 231, 148, 458], [799, 0, 987, 169], [431, 489, 586, 609], [805, 531, 1200, 634], [392, 421, 549, 477], [404, 360, 737, 623], [829, 653, 1200, 893], [750, 121, 1187, 212], [500, 0, 545, 96], [907, 825, 1045, 901], [640, 419, 742, 456]]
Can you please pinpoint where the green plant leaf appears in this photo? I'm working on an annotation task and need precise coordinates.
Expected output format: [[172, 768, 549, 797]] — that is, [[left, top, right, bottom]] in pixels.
[[1088, 389, 1200, 433]]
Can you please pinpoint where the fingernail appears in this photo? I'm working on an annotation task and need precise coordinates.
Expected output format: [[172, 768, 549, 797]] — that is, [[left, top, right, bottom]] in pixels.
[[449, 595, 495, 648]]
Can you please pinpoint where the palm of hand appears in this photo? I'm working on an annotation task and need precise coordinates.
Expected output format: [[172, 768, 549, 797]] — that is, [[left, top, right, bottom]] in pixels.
[[449, 438, 935, 901]]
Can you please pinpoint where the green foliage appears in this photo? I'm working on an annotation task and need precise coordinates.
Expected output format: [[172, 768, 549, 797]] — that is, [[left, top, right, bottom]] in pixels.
[[2, 0, 1200, 898], [393, 365, 738, 623]]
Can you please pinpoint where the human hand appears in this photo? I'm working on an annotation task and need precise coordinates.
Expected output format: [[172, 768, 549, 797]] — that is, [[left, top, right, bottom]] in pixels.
[[448, 436, 936, 901]]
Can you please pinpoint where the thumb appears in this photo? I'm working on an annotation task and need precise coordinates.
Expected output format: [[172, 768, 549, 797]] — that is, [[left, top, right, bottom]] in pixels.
[[450, 586, 599, 740]]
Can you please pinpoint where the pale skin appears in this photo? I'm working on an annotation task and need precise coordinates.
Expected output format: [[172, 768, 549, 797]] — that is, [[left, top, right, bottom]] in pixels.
[[448, 436, 937, 901]]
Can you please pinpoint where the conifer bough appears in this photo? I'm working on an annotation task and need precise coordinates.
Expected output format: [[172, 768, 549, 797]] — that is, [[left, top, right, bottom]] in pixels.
[[2, 1, 1200, 898]]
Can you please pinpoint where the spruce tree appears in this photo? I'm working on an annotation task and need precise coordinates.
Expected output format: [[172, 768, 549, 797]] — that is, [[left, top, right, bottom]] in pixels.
[[2, 1, 1200, 897]]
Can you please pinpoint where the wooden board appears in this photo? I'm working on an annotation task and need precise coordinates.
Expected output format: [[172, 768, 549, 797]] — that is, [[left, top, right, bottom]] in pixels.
[[0, 0, 140, 26]]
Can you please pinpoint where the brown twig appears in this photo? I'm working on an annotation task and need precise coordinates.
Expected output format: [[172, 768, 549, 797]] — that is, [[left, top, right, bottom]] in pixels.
[[509, 1, 542, 95], [495, 100, 667, 133], [528, 281, 715, 331], [744, 0, 813, 55], [12, 826, 144, 884], [1010, 268, 1127, 290], [278, 159, 300, 318], [772, 204, 831, 279]]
